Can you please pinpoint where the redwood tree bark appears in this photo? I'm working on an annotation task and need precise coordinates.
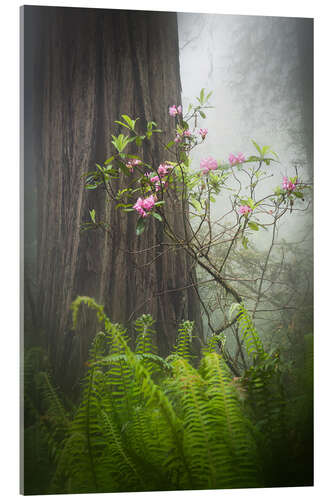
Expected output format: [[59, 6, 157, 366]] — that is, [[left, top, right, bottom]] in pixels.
[[26, 6, 203, 394]]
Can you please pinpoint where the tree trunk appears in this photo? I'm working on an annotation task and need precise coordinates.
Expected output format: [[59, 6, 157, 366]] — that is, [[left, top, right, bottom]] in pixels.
[[25, 6, 203, 396]]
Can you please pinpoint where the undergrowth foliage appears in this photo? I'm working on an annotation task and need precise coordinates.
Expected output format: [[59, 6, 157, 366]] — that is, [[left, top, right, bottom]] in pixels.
[[24, 297, 313, 494], [51, 296, 262, 492]]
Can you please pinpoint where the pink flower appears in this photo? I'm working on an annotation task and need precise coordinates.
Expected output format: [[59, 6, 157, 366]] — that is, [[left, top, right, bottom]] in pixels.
[[229, 153, 246, 165], [199, 128, 208, 140], [133, 195, 155, 217], [126, 158, 142, 171], [154, 180, 168, 192], [133, 197, 148, 217], [169, 104, 182, 117], [282, 176, 297, 192], [229, 153, 237, 165], [238, 205, 252, 216], [148, 169, 170, 192], [175, 134, 182, 143], [236, 153, 246, 163], [142, 195, 155, 211], [200, 156, 218, 175], [150, 175, 160, 184], [158, 164, 169, 176], [183, 130, 192, 137]]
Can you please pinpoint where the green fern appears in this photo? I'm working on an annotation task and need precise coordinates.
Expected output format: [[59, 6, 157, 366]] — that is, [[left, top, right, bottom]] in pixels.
[[23, 347, 70, 494], [174, 320, 195, 361], [47, 296, 312, 493], [53, 297, 193, 492], [134, 314, 157, 374], [234, 303, 265, 361], [199, 353, 262, 488]]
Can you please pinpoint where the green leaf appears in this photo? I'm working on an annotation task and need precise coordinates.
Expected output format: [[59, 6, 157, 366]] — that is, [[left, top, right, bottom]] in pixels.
[[115, 203, 134, 210], [152, 212, 162, 222], [165, 140, 175, 149], [111, 133, 132, 152], [199, 110, 206, 119], [251, 139, 262, 156], [135, 136, 145, 147], [89, 209, 96, 223], [247, 198, 255, 209], [190, 199, 202, 212], [200, 88, 204, 103], [121, 114, 135, 129], [180, 151, 188, 164], [206, 90, 213, 101], [104, 156, 115, 165], [248, 221, 259, 231], [242, 236, 249, 249], [114, 120, 131, 130], [247, 155, 261, 163], [136, 218, 146, 235]]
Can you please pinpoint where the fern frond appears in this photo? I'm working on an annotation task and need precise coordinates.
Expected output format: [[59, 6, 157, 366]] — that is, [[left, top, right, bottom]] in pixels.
[[235, 303, 265, 360], [170, 357, 216, 489], [200, 352, 262, 489], [134, 314, 158, 375], [174, 320, 194, 361], [68, 297, 193, 489]]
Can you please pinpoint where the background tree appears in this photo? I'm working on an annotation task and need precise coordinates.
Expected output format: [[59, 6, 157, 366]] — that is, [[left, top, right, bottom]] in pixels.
[[24, 6, 203, 396]]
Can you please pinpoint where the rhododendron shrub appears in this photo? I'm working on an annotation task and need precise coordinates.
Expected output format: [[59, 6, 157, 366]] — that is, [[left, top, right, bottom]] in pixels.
[[83, 89, 310, 307]]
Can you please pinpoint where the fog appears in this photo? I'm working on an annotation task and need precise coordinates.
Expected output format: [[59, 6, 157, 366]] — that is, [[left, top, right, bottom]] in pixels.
[[178, 13, 313, 251]]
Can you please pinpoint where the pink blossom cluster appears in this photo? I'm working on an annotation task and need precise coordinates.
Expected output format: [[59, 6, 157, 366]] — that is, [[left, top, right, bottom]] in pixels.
[[158, 163, 173, 176], [200, 156, 218, 175], [147, 163, 173, 192], [169, 105, 182, 117], [238, 205, 252, 216], [199, 128, 208, 140], [126, 158, 142, 172], [229, 153, 246, 165], [175, 129, 192, 143], [133, 195, 156, 217], [282, 176, 297, 192], [149, 176, 168, 192]]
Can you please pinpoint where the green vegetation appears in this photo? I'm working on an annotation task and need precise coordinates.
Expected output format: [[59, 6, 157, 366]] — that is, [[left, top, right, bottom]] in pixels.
[[23, 297, 313, 494]]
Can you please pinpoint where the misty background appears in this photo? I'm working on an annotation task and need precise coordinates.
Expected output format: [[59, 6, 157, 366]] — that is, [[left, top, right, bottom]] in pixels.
[[178, 13, 313, 249], [176, 12, 313, 346]]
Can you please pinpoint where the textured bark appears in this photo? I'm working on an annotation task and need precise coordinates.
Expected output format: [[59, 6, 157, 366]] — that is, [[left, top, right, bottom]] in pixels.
[[26, 6, 203, 394]]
